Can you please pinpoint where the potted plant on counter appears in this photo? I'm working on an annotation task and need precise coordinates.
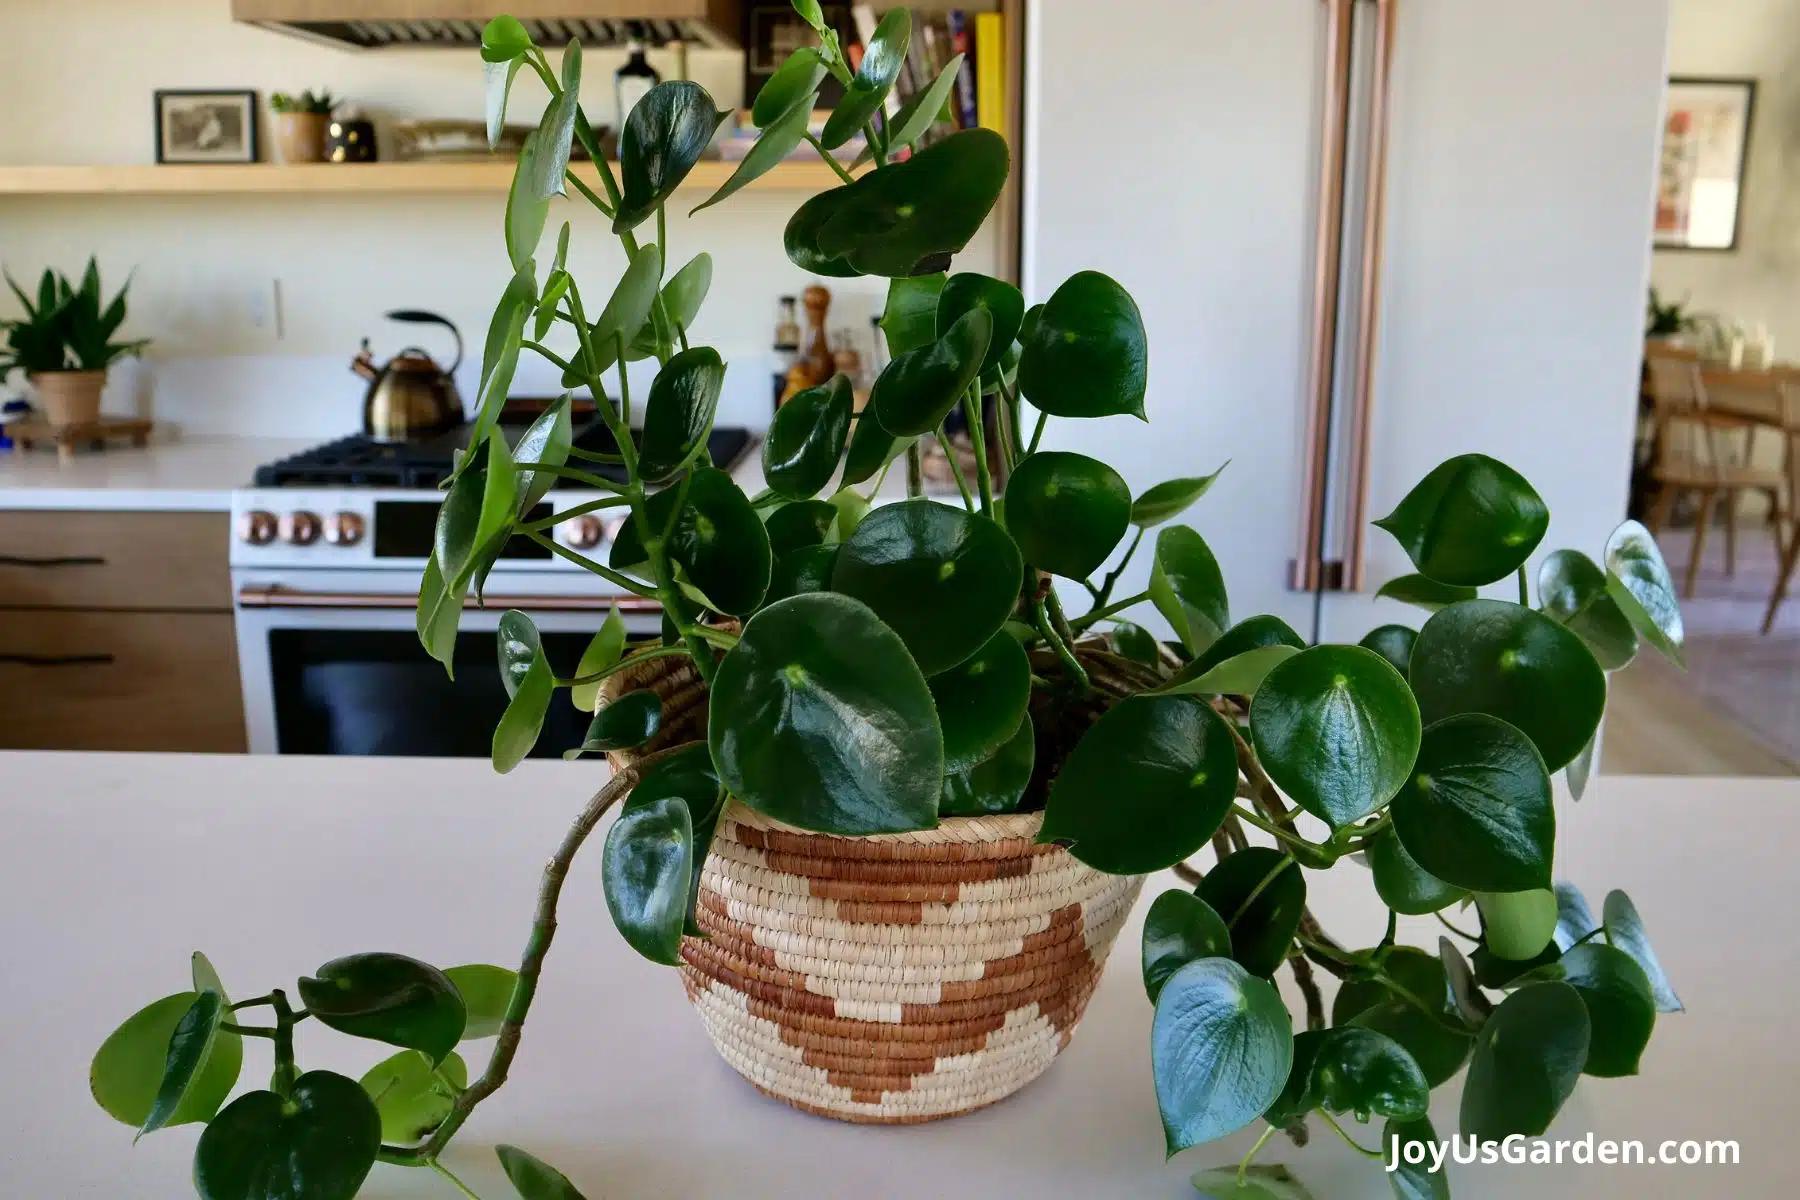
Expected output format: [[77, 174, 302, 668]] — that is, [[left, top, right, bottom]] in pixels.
[[270, 89, 336, 163], [0, 258, 146, 428], [86, 8, 1690, 1198]]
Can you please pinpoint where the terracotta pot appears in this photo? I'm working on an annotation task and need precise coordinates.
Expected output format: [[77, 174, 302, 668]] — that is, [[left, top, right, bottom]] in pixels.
[[275, 112, 330, 164], [31, 370, 107, 428]]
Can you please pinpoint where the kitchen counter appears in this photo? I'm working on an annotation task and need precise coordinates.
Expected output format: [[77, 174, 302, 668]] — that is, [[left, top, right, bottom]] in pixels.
[[2, 752, 1791, 1197], [0, 435, 312, 511]]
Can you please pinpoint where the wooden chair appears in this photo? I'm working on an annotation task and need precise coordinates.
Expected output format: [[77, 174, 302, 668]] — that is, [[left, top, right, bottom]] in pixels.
[[1763, 374, 1800, 633]]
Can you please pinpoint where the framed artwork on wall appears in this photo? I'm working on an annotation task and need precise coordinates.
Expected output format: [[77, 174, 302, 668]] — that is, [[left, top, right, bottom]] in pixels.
[[154, 90, 259, 164], [1655, 77, 1756, 251]]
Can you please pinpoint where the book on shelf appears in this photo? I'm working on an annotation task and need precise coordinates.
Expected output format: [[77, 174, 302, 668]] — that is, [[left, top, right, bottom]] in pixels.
[[835, 7, 1004, 155], [718, 110, 865, 162], [947, 9, 979, 132], [975, 11, 1006, 134]]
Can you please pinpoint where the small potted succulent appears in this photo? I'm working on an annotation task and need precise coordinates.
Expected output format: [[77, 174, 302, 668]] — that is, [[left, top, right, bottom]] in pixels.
[[1, 259, 147, 428], [86, 9, 1690, 1199], [270, 89, 336, 163]]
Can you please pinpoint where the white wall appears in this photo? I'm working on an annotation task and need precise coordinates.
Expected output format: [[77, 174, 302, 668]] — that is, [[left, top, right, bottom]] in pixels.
[[0, 0, 996, 437]]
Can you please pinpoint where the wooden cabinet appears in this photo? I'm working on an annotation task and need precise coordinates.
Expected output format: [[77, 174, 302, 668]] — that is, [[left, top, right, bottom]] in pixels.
[[0, 510, 244, 752]]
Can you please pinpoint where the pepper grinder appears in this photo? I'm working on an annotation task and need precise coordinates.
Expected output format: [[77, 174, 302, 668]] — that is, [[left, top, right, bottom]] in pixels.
[[801, 285, 835, 385]]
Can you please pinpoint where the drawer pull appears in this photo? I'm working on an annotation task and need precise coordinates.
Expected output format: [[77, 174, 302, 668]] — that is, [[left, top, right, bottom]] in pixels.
[[0, 554, 107, 568], [0, 653, 116, 667]]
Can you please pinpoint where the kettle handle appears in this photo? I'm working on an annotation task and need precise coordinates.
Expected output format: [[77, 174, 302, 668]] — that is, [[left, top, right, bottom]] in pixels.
[[384, 309, 464, 376]]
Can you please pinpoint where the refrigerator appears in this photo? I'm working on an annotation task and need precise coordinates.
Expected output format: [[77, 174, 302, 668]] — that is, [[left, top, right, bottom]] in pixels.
[[1022, 0, 1672, 645]]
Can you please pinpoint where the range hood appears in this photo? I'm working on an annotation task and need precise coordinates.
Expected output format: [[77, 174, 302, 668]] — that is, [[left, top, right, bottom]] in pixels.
[[230, 1, 742, 50]]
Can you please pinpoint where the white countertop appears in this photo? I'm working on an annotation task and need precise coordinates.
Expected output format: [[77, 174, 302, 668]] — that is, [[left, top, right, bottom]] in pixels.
[[0, 435, 312, 511], [2, 752, 1790, 1197]]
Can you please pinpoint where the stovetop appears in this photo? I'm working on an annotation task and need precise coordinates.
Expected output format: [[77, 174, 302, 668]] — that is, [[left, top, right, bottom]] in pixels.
[[252, 422, 753, 489]]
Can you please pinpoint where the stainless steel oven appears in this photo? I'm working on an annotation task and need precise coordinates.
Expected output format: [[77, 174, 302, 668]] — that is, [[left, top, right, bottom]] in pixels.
[[231, 488, 660, 756]]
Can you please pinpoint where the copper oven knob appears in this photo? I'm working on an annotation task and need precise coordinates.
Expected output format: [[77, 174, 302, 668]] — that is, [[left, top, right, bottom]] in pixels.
[[324, 511, 366, 547], [238, 510, 278, 546], [280, 511, 323, 546], [563, 515, 605, 550]]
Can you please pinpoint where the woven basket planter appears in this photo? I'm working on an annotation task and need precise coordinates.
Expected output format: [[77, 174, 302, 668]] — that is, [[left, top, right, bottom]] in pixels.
[[602, 646, 1146, 1124]]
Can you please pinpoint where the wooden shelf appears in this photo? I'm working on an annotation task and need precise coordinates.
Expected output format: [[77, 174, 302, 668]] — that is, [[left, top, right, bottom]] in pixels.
[[0, 160, 848, 197]]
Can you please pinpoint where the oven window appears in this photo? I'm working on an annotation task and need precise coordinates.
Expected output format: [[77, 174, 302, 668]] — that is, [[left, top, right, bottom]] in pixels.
[[269, 628, 616, 757]]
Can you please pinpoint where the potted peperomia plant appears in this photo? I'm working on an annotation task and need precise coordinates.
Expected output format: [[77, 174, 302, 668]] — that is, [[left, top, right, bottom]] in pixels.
[[270, 89, 336, 163], [87, 8, 1690, 1199], [1, 258, 146, 428]]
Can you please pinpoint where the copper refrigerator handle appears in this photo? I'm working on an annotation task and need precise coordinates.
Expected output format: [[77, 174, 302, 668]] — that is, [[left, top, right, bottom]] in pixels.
[[237, 585, 663, 613], [1291, 0, 1357, 593]]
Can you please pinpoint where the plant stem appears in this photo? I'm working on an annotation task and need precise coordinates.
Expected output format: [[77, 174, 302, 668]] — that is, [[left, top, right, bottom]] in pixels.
[[430, 1159, 484, 1200], [935, 421, 976, 510], [269, 990, 299, 1099], [565, 445, 626, 465], [511, 461, 629, 494], [1238, 1125, 1278, 1184], [1319, 1110, 1385, 1158], [558, 643, 692, 688], [1027, 408, 1048, 455], [686, 625, 740, 650], [1225, 720, 1301, 829], [906, 442, 925, 497], [1435, 910, 1480, 941], [1517, 564, 1530, 606], [1090, 527, 1145, 611], [520, 496, 632, 532], [1071, 589, 1153, 632], [1230, 803, 1316, 851], [227, 994, 275, 1012], [992, 382, 1020, 473], [963, 385, 995, 514], [805, 134, 858, 184], [1290, 954, 1327, 1032], [521, 340, 572, 373], [1376, 970, 1474, 1036], [1033, 597, 1090, 691], [219, 1023, 276, 1039], [522, 530, 659, 598], [564, 168, 614, 218]]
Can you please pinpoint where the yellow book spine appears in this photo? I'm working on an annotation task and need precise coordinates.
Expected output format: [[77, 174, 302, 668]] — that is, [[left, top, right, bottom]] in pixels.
[[976, 12, 1005, 133]]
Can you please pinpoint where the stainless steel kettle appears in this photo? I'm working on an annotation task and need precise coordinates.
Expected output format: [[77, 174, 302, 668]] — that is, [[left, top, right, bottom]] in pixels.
[[350, 309, 465, 442]]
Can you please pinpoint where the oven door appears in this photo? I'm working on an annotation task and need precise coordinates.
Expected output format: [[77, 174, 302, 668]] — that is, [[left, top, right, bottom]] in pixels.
[[235, 583, 663, 756]]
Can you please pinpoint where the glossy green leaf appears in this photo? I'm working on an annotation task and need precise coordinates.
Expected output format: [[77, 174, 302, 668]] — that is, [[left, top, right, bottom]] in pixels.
[[1367, 827, 1465, 916], [1475, 888, 1559, 962], [815, 129, 1010, 277], [1470, 938, 1560, 988], [1359, 624, 1418, 676], [710, 592, 942, 834], [752, 47, 828, 127], [1263, 1028, 1326, 1128], [1539, 549, 1638, 670], [1375, 574, 1478, 613], [443, 964, 517, 1040], [1309, 1026, 1429, 1122], [1603, 519, 1686, 667], [878, 273, 948, 357], [1410, 599, 1607, 772], [359, 1049, 467, 1143], [1198, 847, 1307, 978], [1111, 621, 1162, 666], [1179, 614, 1307, 678], [1390, 713, 1554, 893], [841, 407, 917, 486], [939, 714, 1035, 817], [473, 269, 537, 458], [526, 41, 581, 200], [570, 605, 627, 712], [1250, 645, 1421, 828], [576, 243, 663, 380], [138, 989, 227, 1138], [1017, 270, 1148, 419], [1141, 890, 1232, 1003], [1160, 646, 1299, 699], [1003, 450, 1131, 579], [535, 269, 570, 341], [930, 629, 1031, 771], [1150, 525, 1229, 655], [91, 992, 243, 1130], [765, 374, 854, 500], [693, 97, 813, 214], [1440, 938, 1494, 1029], [1191, 1165, 1315, 1200], [603, 794, 694, 965], [1603, 890, 1683, 1013], [297, 953, 466, 1066], [765, 499, 839, 558], [626, 743, 726, 936], [1332, 948, 1446, 1025], [1552, 881, 1599, 951], [830, 499, 1021, 675], [650, 252, 714, 348], [481, 15, 532, 62], [1374, 454, 1549, 587], [822, 8, 909, 148], [884, 53, 967, 153], [1386, 1116, 1452, 1200], [1518, 942, 1656, 1078], [497, 1145, 590, 1200], [791, 0, 827, 31], [1337, 954, 1474, 1090], [1459, 982, 1590, 1140], [484, 56, 525, 149], [513, 395, 573, 515], [505, 129, 550, 271], [1153, 959, 1293, 1156], [494, 609, 554, 772], [570, 690, 662, 755], [638, 346, 726, 482], [828, 485, 872, 539], [468, 432, 522, 601], [767, 544, 841, 604], [1130, 463, 1229, 528], [1040, 694, 1237, 874], [1566, 730, 1598, 802], [872, 307, 993, 437], [937, 273, 1025, 375], [617, 467, 772, 616], [614, 81, 731, 232], [194, 1072, 380, 1200], [416, 552, 463, 671], [783, 186, 862, 277]]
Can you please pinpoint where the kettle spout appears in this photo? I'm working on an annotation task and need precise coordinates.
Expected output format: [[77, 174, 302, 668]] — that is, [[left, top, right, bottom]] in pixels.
[[350, 338, 379, 382]]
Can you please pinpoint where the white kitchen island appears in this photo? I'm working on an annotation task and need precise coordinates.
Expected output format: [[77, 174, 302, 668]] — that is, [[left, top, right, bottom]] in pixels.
[[4, 752, 1793, 1198]]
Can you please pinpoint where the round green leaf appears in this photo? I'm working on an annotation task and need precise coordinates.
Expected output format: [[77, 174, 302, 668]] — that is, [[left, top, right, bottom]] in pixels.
[[1040, 694, 1238, 874], [939, 714, 1035, 817], [1475, 888, 1559, 962], [1141, 890, 1232, 1003], [938, 273, 1025, 374], [1519, 942, 1656, 1078], [1018, 270, 1148, 419], [194, 1071, 381, 1200], [1471, 937, 1560, 988], [573, 689, 662, 754], [1250, 645, 1421, 828], [1191, 1165, 1315, 1200], [829, 499, 1022, 675], [1264, 1028, 1326, 1128], [822, 8, 910, 147], [1459, 982, 1590, 1141], [1332, 947, 1445, 1025], [1130, 463, 1228, 528], [1198, 847, 1307, 978], [1604, 519, 1686, 667], [627, 743, 726, 936], [1374, 454, 1549, 587], [752, 47, 827, 127], [614, 81, 731, 232], [764, 374, 854, 500], [443, 965, 517, 1040], [1150, 525, 1229, 655], [1349, 1001, 1473, 1092], [1166, 614, 1306, 691], [297, 953, 466, 1066], [1603, 889, 1683, 1013], [871, 308, 994, 437], [1385, 1116, 1452, 1200], [1358, 624, 1417, 676], [1367, 827, 1465, 915], [497, 1144, 591, 1200], [1390, 713, 1554, 893], [784, 186, 862, 277], [570, 605, 627, 712], [764, 499, 839, 558], [841, 408, 917, 486], [359, 1049, 467, 1143], [1111, 621, 1162, 666], [1539, 549, 1638, 670], [603, 794, 695, 966], [638, 346, 726, 482], [1410, 599, 1606, 772], [1002, 451, 1130, 579], [879, 273, 948, 357], [90, 992, 243, 1130], [816, 129, 1011, 277], [481, 15, 532, 61], [1375, 574, 1477, 613], [930, 629, 1031, 771], [1309, 1026, 1429, 1122], [767, 543, 841, 603], [1153, 958, 1294, 1156], [1160, 645, 1299, 699], [710, 592, 942, 834], [668, 468, 773, 617]]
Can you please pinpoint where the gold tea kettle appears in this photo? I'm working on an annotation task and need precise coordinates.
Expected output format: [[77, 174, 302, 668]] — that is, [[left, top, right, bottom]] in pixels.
[[350, 309, 465, 442]]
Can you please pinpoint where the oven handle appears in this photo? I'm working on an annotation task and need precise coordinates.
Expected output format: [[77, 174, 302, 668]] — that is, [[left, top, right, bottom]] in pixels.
[[236, 585, 663, 613]]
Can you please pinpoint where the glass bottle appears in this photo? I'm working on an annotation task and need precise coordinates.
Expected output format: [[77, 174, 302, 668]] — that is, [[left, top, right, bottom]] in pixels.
[[616, 36, 660, 127]]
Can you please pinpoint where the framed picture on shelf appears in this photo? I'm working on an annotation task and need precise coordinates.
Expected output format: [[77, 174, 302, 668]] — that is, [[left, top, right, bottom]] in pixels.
[[154, 90, 259, 164], [1655, 77, 1756, 251]]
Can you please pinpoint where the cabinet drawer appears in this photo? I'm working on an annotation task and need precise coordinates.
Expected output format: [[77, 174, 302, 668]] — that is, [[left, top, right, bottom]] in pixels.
[[0, 511, 229, 611], [0, 610, 245, 752]]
